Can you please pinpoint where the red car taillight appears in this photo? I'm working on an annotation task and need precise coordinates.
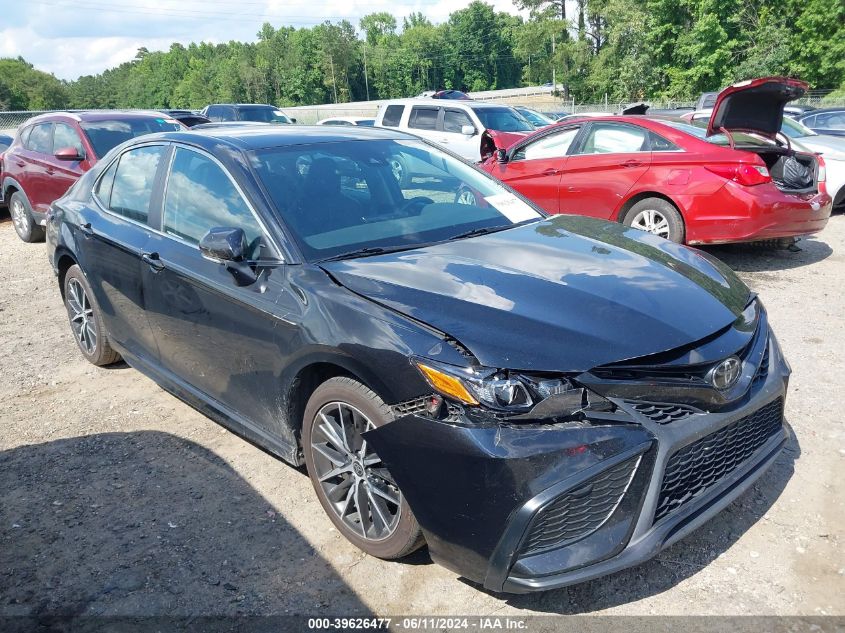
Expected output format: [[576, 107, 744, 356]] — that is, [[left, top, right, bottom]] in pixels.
[[705, 163, 772, 186]]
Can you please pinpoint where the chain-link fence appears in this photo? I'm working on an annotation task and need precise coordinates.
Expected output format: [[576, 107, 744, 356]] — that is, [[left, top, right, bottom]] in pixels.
[[2, 90, 843, 131]]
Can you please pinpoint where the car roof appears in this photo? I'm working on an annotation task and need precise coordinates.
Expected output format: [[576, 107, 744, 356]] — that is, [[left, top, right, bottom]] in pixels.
[[381, 98, 509, 109], [145, 125, 418, 151], [24, 110, 179, 124]]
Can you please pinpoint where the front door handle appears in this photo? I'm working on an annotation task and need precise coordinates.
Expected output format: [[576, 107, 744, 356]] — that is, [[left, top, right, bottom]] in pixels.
[[46, 168, 55, 175], [141, 252, 165, 272], [621, 160, 643, 168], [542, 168, 560, 176]]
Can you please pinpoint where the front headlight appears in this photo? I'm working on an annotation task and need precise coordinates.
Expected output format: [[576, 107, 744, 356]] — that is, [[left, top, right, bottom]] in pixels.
[[413, 358, 612, 418]]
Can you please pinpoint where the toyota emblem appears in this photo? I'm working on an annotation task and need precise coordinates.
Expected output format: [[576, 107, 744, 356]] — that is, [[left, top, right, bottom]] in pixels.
[[708, 356, 742, 390]]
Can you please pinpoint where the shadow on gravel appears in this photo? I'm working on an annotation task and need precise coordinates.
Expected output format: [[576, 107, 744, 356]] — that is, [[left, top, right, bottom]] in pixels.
[[702, 237, 832, 272], [0, 431, 369, 620], [471, 420, 800, 614]]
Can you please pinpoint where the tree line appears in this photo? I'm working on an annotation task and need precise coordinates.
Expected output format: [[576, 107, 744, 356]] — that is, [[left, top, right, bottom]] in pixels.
[[1, 0, 843, 112]]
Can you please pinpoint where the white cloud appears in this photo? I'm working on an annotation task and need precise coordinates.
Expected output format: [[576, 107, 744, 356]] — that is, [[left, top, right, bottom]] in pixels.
[[1, 0, 525, 80]]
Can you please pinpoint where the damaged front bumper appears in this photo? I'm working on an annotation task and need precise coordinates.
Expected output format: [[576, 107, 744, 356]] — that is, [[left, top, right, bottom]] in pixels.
[[364, 335, 790, 593]]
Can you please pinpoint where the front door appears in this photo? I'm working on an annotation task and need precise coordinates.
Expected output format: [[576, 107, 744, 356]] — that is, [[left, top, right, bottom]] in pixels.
[[487, 125, 583, 214], [558, 121, 652, 219], [141, 146, 298, 433]]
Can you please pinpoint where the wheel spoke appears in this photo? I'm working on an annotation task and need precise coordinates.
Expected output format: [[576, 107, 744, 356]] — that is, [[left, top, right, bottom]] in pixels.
[[319, 462, 353, 482], [312, 441, 346, 467], [325, 475, 354, 502], [317, 413, 351, 456], [369, 481, 400, 506], [366, 487, 391, 534], [354, 481, 371, 537]]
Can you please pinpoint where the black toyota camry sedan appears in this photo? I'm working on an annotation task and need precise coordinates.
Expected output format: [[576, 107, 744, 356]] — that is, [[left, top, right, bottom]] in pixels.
[[46, 126, 790, 593]]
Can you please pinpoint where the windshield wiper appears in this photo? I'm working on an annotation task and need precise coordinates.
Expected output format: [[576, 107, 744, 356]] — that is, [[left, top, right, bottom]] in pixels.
[[318, 244, 419, 263], [447, 221, 537, 242]]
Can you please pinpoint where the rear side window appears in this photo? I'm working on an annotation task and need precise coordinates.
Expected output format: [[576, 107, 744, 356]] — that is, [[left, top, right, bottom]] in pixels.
[[26, 123, 53, 154], [94, 159, 118, 205], [649, 131, 679, 152], [206, 106, 223, 121], [163, 147, 265, 252], [408, 107, 438, 130], [578, 123, 648, 154], [18, 125, 33, 147], [443, 109, 473, 133], [109, 145, 166, 223], [381, 105, 404, 127], [54, 123, 85, 155]]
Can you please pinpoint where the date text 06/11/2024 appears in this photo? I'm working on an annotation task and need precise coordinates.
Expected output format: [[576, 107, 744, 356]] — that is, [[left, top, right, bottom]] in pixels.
[[307, 617, 529, 630]]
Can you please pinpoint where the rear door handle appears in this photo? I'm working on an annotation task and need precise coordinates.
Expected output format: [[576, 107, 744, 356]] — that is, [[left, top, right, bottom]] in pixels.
[[621, 160, 643, 168], [542, 168, 560, 176], [46, 168, 55, 175], [78, 222, 93, 237], [141, 252, 165, 272]]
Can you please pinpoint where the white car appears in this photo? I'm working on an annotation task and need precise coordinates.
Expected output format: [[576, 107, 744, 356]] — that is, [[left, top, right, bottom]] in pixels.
[[374, 98, 534, 162], [316, 117, 375, 127], [686, 109, 845, 210]]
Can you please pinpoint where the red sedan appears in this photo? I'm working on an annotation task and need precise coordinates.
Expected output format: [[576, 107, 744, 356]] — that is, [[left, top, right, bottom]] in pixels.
[[479, 78, 831, 245]]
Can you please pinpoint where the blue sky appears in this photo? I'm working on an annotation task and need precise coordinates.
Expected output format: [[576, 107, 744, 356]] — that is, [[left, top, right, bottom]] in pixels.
[[1, 0, 526, 81]]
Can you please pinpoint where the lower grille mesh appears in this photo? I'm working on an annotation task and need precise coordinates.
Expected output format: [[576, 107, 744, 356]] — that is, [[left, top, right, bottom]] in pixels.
[[520, 455, 640, 556], [655, 397, 784, 521], [626, 401, 700, 424]]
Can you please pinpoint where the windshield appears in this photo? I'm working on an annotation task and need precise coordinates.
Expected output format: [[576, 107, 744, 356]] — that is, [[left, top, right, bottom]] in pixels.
[[238, 107, 291, 123], [780, 117, 816, 139], [659, 119, 775, 147], [472, 107, 534, 132], [250, 139, 543, 262], [518, 108, 555, 127], [81, 118, 182, 157]]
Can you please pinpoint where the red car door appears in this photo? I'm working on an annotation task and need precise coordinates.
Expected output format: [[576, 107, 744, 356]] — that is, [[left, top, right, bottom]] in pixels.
[[485, 125, 583, 214], [48, 122, 90, 204], [18, 122, 54, 213], [558, 121, 652, 219]]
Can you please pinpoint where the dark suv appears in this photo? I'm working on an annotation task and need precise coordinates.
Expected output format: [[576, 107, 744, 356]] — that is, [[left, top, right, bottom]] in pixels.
[[201, 103, 295, 124], [1, 111, 182, 242]]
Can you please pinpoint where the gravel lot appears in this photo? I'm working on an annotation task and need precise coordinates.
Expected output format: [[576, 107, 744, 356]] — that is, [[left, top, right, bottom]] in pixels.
[[1, 213, 843, 619]]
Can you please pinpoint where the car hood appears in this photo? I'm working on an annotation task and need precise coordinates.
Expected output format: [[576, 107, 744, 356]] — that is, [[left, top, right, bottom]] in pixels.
[[708, 77, 809, 139], [795, 134, 845, 155], [321, 216, 751, 372]]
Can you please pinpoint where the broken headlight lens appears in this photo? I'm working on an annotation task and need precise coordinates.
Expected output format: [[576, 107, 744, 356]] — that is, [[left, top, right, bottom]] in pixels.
[[413, 358, 612, 416]]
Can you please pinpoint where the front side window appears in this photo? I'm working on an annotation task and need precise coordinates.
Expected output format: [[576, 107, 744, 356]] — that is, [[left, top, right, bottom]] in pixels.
[[409, 107, 439, 130], [381, 105, 404, 127], [54, 123, 85, 155], [80, 118, 181, 158], [26, 123, 53, 154], [443, 109, 473, 133], [514, 127, 580, 161], [163, 148, 266, 255], [249, 139, 544, 262], [109, 145, 166, 223], [816, 112, 845, 130], [237, 107, 291, 123], [578, 123, 648, 154]]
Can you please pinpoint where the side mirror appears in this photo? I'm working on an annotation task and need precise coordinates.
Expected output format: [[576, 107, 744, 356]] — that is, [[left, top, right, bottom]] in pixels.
[[495, 148, 508, 164], [461, 124, 476, 136], [199, 227, 247, 263], [55, 146, 84, 161]]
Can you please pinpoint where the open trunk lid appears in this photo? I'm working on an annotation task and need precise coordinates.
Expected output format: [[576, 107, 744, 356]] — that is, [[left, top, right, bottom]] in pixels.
[[707, 77, 809, 140]]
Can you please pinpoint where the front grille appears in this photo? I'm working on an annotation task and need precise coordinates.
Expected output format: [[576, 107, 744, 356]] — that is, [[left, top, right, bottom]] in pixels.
[[519, 455, 641, 556], [392, 397, 428, 417], [752, 343, 770, 389], [625, 401, 701, 424], [655, 397, 784, 521]]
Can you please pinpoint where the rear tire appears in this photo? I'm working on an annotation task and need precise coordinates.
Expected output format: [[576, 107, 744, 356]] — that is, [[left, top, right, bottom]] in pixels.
[[62, 265, 121, 366], [622, 197, 685, 243], [9, 191, 45, 243], [303, 377, 423, 560]]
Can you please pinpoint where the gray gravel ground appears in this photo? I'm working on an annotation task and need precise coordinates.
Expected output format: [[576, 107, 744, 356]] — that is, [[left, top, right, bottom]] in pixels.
[[0, 214, 843, 619]]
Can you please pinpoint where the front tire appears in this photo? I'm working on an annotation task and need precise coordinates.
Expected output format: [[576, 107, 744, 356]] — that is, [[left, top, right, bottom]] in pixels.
[[622, 197, 685, 243], [63, 265, 121, 366], [9, 191, 45, 243], [303, 377, 423, 559]]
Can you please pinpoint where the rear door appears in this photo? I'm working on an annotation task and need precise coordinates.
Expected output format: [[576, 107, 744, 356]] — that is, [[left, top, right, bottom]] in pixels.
[[406, 106, 441, 145], [485, 125, 583, 214], [558, 121, 652, 218], [77, 144, 167, 361], [20, 122, 54, 213]]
